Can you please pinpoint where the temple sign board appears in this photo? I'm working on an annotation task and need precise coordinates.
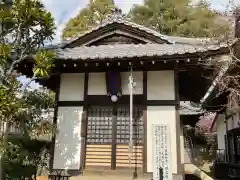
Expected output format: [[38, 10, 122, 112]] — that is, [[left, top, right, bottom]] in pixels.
[[152, 124, 172, 180]]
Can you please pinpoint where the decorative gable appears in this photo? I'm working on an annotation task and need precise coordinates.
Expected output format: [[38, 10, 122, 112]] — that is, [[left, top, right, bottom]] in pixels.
[[63, 22, 173, 48], [62, 8, 174, 48], [90, 33, 145, 45], [85, 31, 148, 46]]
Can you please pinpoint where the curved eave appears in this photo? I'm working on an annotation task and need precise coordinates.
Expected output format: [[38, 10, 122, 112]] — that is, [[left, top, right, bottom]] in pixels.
[[15, 45, 230, 100]]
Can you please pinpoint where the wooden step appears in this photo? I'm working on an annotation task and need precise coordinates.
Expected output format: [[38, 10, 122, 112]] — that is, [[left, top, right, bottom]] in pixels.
[[70, 169, 151, 180]]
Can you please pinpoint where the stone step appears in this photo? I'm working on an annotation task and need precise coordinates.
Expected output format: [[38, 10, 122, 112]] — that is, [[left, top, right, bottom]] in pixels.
[[70, 174, 185, 180], [38, 164, 212, 180], [70, 175, 150, 180], [70, 169, 151, 180]]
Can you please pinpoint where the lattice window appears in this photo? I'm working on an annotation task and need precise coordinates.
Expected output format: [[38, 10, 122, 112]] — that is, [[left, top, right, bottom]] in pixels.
[[116, 107, 143, 144], [87, 107, 113, 144]]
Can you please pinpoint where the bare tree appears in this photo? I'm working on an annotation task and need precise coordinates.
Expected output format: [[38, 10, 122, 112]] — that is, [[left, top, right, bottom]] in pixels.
[[200, 4, 240, 112]]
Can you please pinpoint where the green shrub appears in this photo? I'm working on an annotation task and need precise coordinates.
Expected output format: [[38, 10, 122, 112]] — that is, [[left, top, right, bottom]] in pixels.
[[2, 136, 50, 180]]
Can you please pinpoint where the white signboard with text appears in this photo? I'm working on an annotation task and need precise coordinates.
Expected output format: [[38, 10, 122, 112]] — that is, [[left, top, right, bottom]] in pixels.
[[152, 124, 172, 180]]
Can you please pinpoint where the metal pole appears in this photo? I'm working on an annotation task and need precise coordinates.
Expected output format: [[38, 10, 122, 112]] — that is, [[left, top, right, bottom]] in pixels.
[[128, 71, 133, 166]]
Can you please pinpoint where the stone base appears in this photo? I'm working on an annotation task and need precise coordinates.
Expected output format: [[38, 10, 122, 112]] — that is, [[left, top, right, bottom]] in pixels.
[[68, 171, 184, 180], [37, 174, 184, 180], [36, 176, 48, 180], [173, 174, 184, 180]]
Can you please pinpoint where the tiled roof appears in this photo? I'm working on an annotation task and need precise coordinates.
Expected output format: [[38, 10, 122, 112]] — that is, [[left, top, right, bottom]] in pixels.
[[51, 11, 237, 60], [179, 101, 205, 115], [63, 19, 217, 47], [55, 43, 228, 60], [63, 20, 174, 45]]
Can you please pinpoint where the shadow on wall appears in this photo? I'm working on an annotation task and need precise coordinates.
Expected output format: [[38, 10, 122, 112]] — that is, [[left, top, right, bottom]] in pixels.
[[52, 107, 83, 176], [185, 174, 201, 180]]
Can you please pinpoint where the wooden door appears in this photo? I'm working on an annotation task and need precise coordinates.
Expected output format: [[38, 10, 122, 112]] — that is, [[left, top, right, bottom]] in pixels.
[[85, 106, 144, 169], [116, 107, 144, 169], [85, 107, 113, 168]]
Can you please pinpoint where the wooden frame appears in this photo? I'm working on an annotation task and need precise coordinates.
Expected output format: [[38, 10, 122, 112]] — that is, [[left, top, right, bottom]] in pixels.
[[49, 75, 61, 172], [174, 69, 182, 175], [57, 99, 178, 107], [143, 71, 148, 174], [81, 72, 89, 170]]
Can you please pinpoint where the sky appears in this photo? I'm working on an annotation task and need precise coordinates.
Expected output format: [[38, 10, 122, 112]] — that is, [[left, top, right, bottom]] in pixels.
[[41, 0, 143, 43], [20, 0, 239, 88]]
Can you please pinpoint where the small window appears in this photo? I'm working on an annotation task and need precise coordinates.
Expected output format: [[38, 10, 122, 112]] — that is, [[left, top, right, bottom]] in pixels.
[[236, 136, 240, 154], [236, 136, 240, 162], [229, 136, 235, 162]]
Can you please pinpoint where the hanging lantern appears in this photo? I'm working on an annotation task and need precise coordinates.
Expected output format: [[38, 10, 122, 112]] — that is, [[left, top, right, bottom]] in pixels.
[[106, 69, 122, 102]]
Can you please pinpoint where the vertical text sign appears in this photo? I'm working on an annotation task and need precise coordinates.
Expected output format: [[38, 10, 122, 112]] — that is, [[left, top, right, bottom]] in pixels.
[[152, 124, 172, 180]]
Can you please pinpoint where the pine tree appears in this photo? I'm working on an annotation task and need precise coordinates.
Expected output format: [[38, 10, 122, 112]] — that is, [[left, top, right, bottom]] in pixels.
[[129, 0, 230, 38], [62, 0, 116, 39]]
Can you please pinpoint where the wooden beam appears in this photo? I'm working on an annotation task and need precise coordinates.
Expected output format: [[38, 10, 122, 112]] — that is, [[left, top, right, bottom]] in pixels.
[[143, 71, 148, 174], [57, 98, 179, 107], [82, 72, 89, 170], [57, 101, 84, 106]]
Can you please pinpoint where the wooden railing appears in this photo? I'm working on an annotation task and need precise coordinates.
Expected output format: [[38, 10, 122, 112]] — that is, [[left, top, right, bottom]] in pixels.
[[184, 146, 213, 165]]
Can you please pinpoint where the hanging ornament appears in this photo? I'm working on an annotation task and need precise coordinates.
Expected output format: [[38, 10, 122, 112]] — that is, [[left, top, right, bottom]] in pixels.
[[106, 70, 122, 102]]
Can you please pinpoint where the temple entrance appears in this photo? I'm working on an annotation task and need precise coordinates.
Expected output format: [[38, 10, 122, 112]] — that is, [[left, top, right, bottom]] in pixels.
[[85, 106, 144, 169]]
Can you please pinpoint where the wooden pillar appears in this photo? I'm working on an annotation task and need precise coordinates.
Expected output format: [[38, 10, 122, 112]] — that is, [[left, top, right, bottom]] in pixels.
[[143, 71, 147, 173], [81, 72, 89, 170], [224, 111, 229, 162], [174, 68, 183, 177], [111, 105, 117, 170], [49, 75, 60, 172]]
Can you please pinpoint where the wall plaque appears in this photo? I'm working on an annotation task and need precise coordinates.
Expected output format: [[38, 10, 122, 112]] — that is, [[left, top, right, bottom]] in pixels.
[[152, 124, 172, 180]]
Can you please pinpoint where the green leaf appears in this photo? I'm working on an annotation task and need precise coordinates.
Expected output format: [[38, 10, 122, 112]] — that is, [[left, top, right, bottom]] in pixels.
[[33, 50, 55, 78], [0, 44, 12, 67]]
